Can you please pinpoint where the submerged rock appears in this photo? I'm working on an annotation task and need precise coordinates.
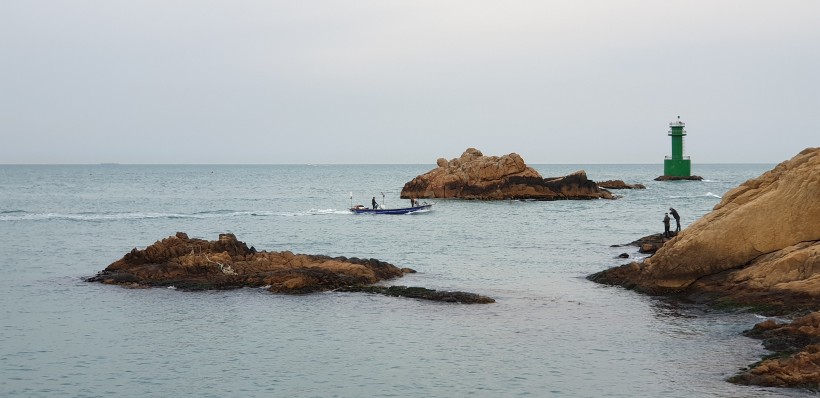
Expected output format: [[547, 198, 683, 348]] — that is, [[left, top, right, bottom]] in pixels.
[[337, 285, 495, 304], [597, 180, 646, 189], [400, 148, 613, 200], [87, 232, 493, 303]]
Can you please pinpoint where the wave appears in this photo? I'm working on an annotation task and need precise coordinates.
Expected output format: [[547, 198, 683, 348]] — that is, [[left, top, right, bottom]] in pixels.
[[668, 192, 722, 199], [0, 209, 348, 222]]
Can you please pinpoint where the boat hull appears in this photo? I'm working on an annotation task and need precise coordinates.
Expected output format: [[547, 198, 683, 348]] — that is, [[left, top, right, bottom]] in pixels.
[[350, 204, 432, 214]]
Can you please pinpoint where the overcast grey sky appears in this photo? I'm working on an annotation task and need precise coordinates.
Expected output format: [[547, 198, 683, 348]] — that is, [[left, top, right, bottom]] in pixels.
[[2, 1, 818, 164]]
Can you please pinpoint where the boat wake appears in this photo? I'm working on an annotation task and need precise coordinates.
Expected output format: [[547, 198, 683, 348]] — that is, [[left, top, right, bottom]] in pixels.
[[277, 209, 350, 216], [668, 192, 722, 200], [0, 208, 349, 222]]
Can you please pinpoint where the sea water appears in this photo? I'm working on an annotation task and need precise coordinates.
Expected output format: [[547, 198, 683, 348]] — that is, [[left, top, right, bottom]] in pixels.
[[0, 164, 811, 397]]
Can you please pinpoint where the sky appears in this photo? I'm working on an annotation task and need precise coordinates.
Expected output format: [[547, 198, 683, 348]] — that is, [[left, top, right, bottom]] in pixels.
[[1, 1, 818, 164]]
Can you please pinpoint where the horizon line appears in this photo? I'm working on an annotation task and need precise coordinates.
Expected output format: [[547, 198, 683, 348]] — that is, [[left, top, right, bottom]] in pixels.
[[0, 162, 778, 166]]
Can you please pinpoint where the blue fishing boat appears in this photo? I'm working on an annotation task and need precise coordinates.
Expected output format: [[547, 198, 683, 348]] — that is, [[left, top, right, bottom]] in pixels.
[[349, 192, 433, 214], [349, 203, 433, 214]]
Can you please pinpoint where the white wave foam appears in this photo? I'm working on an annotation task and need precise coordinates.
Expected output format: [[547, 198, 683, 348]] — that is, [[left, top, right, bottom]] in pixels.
[[308, 208, 338, 215], [278, 209, 349, 217], [668, 192, 722, 200]]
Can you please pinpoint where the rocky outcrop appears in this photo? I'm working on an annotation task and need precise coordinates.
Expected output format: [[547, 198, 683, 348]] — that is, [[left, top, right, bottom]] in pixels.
[[597, 180, 646, 189], [400, 148, 613, 200], [730, 312, 820, 390], [87, 232, 493, 303], [589, 147, 820, 390]]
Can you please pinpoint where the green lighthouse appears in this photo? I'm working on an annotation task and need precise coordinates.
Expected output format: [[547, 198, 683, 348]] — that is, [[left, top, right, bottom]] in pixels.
[[663, 116, 691, 177]]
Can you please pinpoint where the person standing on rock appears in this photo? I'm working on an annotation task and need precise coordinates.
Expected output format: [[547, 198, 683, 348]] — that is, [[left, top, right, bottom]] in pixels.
[[663, 212, 671, 238], [669, 208, 681, 232]]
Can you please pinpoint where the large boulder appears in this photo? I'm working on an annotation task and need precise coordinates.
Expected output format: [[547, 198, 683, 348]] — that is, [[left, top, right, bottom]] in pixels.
[[590, 147, 820, 308], [401, 148, 613, 200]]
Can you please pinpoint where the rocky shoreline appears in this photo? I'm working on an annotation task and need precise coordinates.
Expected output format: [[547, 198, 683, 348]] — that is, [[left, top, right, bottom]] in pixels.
[[88, 232, 494, 304], [730, 312, 820, 388], [589, 147, 820, 391]]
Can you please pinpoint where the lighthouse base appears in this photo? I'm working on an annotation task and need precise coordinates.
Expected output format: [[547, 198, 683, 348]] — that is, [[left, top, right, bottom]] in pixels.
[[663, 158, 691, 177], [654, 175, 703, 181]]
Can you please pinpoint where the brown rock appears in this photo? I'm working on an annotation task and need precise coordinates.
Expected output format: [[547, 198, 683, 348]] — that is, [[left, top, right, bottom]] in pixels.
[[400, 148, 613, 200], [639, 243, 658, 254], [88, 233, 494, 303]]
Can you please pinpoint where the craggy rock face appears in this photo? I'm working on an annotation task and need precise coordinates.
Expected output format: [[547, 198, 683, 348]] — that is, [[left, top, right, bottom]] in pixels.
[[88, 232, 408, 293], [635, 147, 820, 300], [400, 148, 613, 200]]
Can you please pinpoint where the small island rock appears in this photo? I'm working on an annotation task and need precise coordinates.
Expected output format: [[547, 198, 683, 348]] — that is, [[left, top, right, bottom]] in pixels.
[[87, 232, 494, 303], [88, 232, 408, 293], [401, 148, 613, 200]]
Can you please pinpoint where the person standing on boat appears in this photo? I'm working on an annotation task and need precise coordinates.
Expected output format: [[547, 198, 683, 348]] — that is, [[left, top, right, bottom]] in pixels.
[[669, 208, 681, 232], [372, 196, 378, 209], [410, 198, 416, 207], [663, 212, 671, 238]]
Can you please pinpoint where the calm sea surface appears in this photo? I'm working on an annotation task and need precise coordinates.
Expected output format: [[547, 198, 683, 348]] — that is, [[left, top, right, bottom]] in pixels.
[[0, 163, 811, 397]]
